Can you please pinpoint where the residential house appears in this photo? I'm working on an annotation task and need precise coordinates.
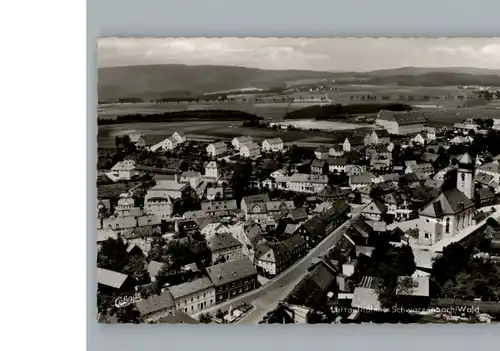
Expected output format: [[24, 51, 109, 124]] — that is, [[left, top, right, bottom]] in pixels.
[[232, 136, 253, 150], [364, 129, 390, 146], [343, 138, 351, 152], [201, 199, 238, 217], [206, 186, 224, 201], [205, 161, 219, 179], [382, 193, 411, 221], [170, 277, 215, 315], [240, 143, 261, 158], [96, 229, 119, 251], [180, 171, 203, 189], [351, 276, 383, 312], [477, 187, 496, 207], [476, 160, 500, 183], [275, 173, 329, 194], [396, 276, 430, 309], [425, 127, 437, 141], [200, 222, 230, 239], [172, 131, 186, 144], [349, 172, 375, 190], [311, 159, 327, 174], [254, 233, 307, 277], [299, 202, 351, 248], [271, 169, 287, 178], [405, 163, 434, 178], [108, 160, 138, 181], [144, 192, 173, 219], [286, 260, 338, 310], [314, 145, 329, 160], [317, 185, 351, 201], [229, 221, 264, 261], [345, 164, 366, 177], [208, 233, 243, 264], [150, 136, 178, 152], [262, 138, 284, 152], [102, 216, 137, 231], [241, 194, 295, 224], [206, 142, 227, 157], [360, 200, 387, 221], [327, 157, 348, 173], [147, 178, 190, 200], [450, 135, 474, 145], [135, 290, 176, 321], [418, 188, 475, 246], [205, 257, 259, 303], [97, 268, 137, 293], [329, 145, 344, 157], [453, 119, 478, 135], [129, 133, 146, 150], [411, 133, 426, 145], [375, 110, 426, 135], [115, 196, 142, 217]]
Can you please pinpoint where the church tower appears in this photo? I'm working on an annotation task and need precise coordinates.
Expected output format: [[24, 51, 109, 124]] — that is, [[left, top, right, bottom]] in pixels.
[[456, 152, 475, 200]]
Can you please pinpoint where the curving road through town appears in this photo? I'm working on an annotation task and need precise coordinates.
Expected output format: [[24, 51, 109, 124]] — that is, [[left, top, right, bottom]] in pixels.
[[191, 216, 356, 324]]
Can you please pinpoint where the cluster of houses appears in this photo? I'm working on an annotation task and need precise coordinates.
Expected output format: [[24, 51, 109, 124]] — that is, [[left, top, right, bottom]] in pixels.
[[98, 109, 500, 323]]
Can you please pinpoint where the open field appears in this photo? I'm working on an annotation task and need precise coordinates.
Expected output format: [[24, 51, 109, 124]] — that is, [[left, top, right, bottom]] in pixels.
[[98, 101, 320, 120]]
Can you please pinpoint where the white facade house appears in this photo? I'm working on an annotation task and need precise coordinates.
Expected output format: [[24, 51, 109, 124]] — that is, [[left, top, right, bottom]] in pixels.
[[232, 136, 253, 150], [180, 171, 203, 189], [206, 142, 227, 157], [475, 160, 500, 183], [275, 173, 329, 194], [328, 158, 348, 173], [129, 133, 146, 150], [262, 138, 284, 152], [169, 277, 216, 315], [343, 138, 351, 152], [150, 136, 178, 152], [107, 160, 138, 181], [375, 110, 426, 135], [411, 133, 426, 145], [144, 193, 173, 219], [205, 161, 219, 179], [172, 131, 186, 144], [240, 143, 261, 158]]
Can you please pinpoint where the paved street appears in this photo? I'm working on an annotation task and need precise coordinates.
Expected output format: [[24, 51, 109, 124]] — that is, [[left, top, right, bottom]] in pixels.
[[191, 216, 354, 323]]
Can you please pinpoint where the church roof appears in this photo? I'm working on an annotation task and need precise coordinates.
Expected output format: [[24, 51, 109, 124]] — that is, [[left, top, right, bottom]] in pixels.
[[420, 188, 474, 218], [457, 152, 474, 167]]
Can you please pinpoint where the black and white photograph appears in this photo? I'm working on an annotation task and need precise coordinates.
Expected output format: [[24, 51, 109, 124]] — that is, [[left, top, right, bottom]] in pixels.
[[96, 37, 500, 325]]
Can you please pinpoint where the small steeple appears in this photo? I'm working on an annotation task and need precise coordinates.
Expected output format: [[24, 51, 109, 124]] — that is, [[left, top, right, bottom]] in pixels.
[[457, 152, 475, 169]]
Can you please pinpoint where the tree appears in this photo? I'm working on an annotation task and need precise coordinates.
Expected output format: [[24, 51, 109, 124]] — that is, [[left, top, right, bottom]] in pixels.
[[114, 304, 143, 324], [293, 194, 306, 207], [199, 313, 213, 324], [97, 238, 130, 272], [122, 254, 147, 279], [230, 161, 252, 202]]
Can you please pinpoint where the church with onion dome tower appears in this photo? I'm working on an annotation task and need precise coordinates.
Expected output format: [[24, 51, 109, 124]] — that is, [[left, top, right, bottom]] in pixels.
[[417, 152, 476, 246]]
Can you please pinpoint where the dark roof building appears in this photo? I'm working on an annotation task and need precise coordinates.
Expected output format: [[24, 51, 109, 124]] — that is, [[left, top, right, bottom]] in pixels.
[[205, 257, 258, 287]]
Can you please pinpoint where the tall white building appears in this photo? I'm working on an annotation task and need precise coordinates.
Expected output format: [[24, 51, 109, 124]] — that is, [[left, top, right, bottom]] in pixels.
[[457, 152, 475, 200]]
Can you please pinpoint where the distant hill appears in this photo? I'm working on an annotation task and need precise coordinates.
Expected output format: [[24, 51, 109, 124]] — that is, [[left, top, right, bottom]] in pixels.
[[98, 64, 338, 102], [98, 64, 500, 102]]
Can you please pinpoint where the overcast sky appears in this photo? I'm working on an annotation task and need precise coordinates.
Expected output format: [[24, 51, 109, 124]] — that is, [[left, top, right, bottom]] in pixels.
[[98, 38, 500, 72]]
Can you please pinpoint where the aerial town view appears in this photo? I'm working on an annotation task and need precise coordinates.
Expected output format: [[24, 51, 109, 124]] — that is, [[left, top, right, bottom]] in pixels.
[[96, 37, 500, 324]]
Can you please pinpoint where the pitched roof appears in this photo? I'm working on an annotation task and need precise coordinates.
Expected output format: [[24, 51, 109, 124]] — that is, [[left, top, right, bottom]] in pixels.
[[377, 110, 426, 125], [264, 138, 283, 145], [374, 129, 390, 138], [135, 290, 175, 316], [361, 200, 387, 215], [478, 187, 495, 200], [315, 145, 328, 153], [302, 201, 351, 237], [396, 276, 430, 297], [201, 199, 238, 213], [157, 311, 200, 324], [311, 159, 326, 168], [350, 172, 374, 184], [206, 161, 218, 168], [478, 162, 500, 173], [205, 257, 258, 287], [208, 232, 242, 251], [97, 268, 129, 289], [289, 207, 308, 221], [327, 157, 348, 166], [169, 277, 214, 299], [287, 261, 337, 309], [457, 152, 475, 167], [420, 188, 475, 218]]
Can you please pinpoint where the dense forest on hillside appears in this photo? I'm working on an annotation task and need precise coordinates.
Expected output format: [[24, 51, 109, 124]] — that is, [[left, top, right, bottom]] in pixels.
[[284, 103, 413, 120], [97, 110, 263, 125], [360, 73, 500, 87]]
